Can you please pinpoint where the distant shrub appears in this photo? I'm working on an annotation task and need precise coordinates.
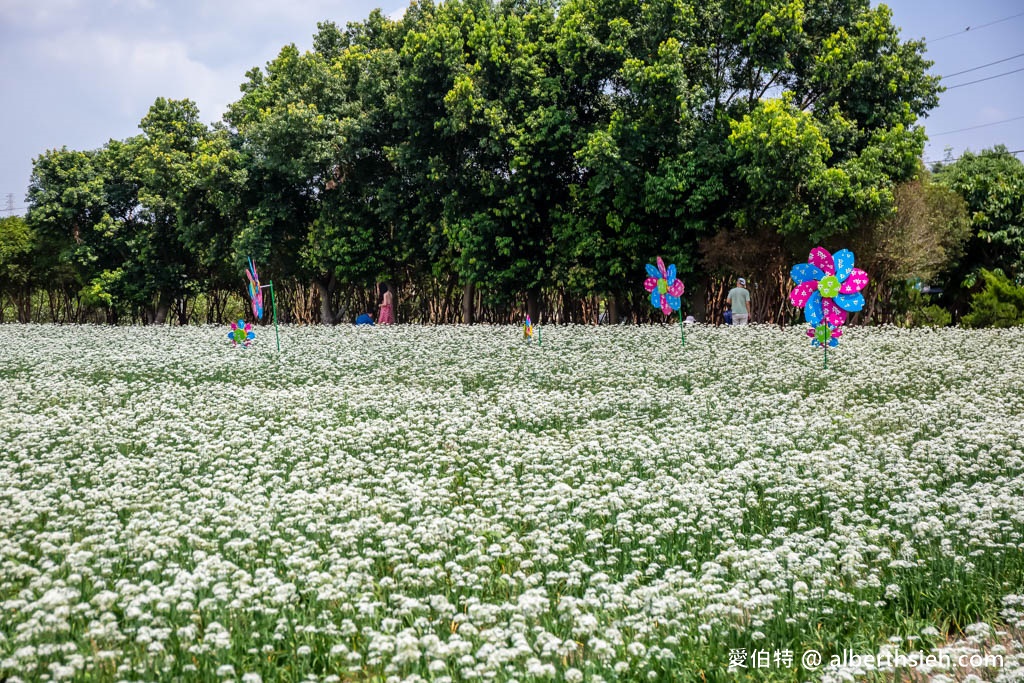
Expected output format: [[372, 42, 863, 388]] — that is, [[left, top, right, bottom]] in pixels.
[[908, 303, 952, 328], [962, 269, 1024, 328], [897, 286, 952, 328]]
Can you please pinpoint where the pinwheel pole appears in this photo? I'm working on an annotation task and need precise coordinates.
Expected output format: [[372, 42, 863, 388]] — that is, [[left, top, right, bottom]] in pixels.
[[678, 308, 685, 346], [262, 282, 280, 352]]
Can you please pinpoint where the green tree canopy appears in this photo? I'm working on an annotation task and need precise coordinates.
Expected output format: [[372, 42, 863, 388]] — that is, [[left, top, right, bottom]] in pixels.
[[20, 0, 944, 324], [933, 146, 1024, 279]]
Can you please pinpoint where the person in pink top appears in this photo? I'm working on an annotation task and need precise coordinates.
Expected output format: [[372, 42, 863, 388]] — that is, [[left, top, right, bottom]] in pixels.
[[377, 283, 395, 324]]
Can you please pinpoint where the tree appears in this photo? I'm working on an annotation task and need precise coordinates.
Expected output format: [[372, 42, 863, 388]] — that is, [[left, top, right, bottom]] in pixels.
[[556, 0, 939, 320], [390, 0, 534, 320], [438, 0, 573, 319], [558, 0, 709, 320], [25, 146, 115, 320], [20, 0, 943, 325], [930, 146, 1024, 320], [933, 146, 1024, 282], [226, 13, 419, 324], [0, 216, 34, 322], [129, 97, 212, 323], [724, 1, 937, 242], [389, 0, 502, 322], [847, 168, 970, 322], [308, 15, 406, 322], [173, 124, 249, 322]]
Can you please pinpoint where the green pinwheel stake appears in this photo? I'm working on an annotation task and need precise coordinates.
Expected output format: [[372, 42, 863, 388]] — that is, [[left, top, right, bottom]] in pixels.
[[268, 280, 280, 352], [246, 258, 280, 352], [813, 323, 831, 369]]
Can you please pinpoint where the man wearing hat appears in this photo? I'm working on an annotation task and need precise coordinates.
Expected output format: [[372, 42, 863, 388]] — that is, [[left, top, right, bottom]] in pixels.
[[727, 277, 751, 325]]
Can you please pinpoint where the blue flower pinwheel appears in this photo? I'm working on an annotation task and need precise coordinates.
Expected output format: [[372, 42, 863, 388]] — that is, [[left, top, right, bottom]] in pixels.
[[789, 247, 870, 334], [227, 319, 256, 348], [643, 257, 684, 316]]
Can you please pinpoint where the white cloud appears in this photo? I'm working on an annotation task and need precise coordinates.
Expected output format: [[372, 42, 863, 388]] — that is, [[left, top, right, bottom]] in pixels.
[[0, 0, 83, 29], [33, 29, 238, 122], [0, 0, 396, 199]]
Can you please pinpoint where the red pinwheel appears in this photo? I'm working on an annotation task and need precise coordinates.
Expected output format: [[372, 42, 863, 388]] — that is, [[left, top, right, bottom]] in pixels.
[[644, 257, 685, 316], [789, 247, 869, 330]]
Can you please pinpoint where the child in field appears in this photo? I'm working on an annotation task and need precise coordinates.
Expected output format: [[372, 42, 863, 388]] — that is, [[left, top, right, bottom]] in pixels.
[[377, 284, 394, 325]]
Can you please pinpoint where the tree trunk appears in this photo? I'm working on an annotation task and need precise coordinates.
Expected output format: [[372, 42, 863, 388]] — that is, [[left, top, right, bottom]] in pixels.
[[607, 295, 619, 324], [16, 287, 31, 323], [154, 292, 170, 325], [176, 298, 189, 326], [526, 289, 539, 323], [692, 281, 707, 322], [462, 282, 475, 325], [314, 277, 337, 325]]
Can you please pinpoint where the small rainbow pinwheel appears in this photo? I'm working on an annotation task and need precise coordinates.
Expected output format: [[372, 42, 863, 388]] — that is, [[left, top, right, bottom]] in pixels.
[[524, 316, 534, 339], [246, 258, 264, 320], [644, 257, 684, 316], [227, 319, 256, 347], [789, 247, 869, 333]]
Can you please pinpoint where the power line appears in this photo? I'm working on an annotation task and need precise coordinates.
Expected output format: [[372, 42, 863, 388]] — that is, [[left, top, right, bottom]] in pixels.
[[942, 51, 1024, 79], [929, 10, 1024, 42], [943, 65, 1024, 90], [930, 114, 1024, 136]]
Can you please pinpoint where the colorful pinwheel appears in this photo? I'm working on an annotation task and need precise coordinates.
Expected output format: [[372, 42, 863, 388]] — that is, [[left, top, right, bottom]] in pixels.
[[789, 247, 869, 331], [644, 257, 684, 316], [524, 316, 534, 340], [807, 323, 841, 348], [227, 319, 256, 348], [246, 258, 264, 320]]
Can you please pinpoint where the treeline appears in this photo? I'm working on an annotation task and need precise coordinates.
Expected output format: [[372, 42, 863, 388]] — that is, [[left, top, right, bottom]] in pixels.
[[2, 0, 1021, 326]]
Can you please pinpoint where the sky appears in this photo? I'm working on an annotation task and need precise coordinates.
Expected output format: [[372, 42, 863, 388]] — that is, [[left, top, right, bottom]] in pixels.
[[1, 0, 1023, 216]]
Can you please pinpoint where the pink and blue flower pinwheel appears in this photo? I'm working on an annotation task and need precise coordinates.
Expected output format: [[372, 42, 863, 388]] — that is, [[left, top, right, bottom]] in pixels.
[[790, 247, 869, 328], [228, 319, 256, 348], [644, 257, 684, 316]]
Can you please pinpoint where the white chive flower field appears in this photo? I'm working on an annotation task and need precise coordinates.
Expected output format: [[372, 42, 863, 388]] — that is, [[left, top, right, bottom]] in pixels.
[[1, 324, 1024, 682]]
